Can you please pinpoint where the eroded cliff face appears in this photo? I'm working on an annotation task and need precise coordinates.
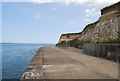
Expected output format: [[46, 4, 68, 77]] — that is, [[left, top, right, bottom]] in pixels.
[[59, 2, 120, 44], [59, 33, 81, 43], [78, 11, 120, 43]]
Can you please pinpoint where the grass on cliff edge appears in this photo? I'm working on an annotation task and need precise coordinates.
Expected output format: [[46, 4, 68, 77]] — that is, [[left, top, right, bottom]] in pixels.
[[97, 39, 120, 44], [57, 39, 90, 45], [57, 39, 120, 45]]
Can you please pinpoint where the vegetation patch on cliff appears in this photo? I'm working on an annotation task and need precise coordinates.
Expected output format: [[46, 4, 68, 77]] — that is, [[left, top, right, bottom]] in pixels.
[[57, 38, 90, 45], [96, 39, 120, 44], [57, 39, 120, 46]]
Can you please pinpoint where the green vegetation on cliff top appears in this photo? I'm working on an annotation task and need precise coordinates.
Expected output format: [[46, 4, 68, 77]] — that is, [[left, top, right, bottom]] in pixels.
[[57, 39, 120, 45]]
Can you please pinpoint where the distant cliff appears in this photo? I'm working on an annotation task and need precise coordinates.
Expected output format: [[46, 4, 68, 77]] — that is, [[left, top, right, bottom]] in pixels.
[[58, 33, 81, 43], [57, 1, 120, 45]]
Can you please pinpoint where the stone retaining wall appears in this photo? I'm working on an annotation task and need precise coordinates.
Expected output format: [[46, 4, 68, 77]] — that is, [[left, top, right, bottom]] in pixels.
[[83, 44, 120, 62], [57, 44, 120, 62]]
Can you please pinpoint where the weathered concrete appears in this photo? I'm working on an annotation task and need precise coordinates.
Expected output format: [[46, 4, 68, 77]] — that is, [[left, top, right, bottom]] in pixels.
[[57, 44, 120, 62], [21, 46, 118, 80], [21, 47, 44, 79], [83, 44, 120, 62]]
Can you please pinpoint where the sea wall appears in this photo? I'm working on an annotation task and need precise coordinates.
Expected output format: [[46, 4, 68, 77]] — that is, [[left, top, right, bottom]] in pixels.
[[21, 47, 43, 79], [83, 44, 120, 62]]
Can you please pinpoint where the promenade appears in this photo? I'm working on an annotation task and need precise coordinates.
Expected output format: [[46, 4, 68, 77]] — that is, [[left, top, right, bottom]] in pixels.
[[22, 46, 118, 79]]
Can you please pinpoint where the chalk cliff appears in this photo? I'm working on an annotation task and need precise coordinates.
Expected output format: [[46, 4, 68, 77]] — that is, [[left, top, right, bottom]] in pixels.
[[58, 2, 120, 44], [58, 33, 81, 43]]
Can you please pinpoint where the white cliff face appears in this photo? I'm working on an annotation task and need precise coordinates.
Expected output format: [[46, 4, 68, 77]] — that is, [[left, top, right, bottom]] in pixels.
[[78, 2, 120, 43], [78, 16, 119, 43], [92, 17, 119, 43], [59, 34, 81, 43], [58, 2, 120, 44], [59, 38, 73, 43], [59, 15, 120, 43]]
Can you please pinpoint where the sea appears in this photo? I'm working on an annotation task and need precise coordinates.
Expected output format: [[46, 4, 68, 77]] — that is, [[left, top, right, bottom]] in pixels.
[[0, 43, 54, 80]]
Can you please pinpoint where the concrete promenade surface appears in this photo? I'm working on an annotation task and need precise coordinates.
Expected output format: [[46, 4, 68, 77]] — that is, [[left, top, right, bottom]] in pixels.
[[22, 46, 118, 79]]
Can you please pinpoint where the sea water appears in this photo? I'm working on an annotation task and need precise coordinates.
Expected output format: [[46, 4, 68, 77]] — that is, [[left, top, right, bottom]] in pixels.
[[1, 43, 54, 79]]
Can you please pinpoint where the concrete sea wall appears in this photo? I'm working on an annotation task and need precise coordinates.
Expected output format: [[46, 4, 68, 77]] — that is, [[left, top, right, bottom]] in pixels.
[[57, 44, 120, 62], [21, 47, 44, 79], [21, 46, 118, 80], [83, 44, 120, 62]]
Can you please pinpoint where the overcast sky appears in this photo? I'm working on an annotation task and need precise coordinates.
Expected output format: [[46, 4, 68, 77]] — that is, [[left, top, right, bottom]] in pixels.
[[1, 0, 119, 44]]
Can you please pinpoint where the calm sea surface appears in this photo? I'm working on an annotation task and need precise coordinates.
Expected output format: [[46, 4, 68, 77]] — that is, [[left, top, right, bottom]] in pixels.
[[1, 43, 54, 79]]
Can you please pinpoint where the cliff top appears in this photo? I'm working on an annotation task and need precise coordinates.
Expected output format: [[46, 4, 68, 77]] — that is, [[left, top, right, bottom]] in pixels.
[[101, 1, 120, 15], [82, 21, 98, 33], [61, 32, 81, 36]]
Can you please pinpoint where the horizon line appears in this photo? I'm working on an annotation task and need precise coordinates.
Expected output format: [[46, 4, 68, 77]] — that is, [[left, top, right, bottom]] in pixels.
[[0, 42, 56, 44]]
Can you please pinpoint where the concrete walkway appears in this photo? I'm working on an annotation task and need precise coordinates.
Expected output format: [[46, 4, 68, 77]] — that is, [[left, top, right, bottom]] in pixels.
[[22, 46, 118, 79]]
